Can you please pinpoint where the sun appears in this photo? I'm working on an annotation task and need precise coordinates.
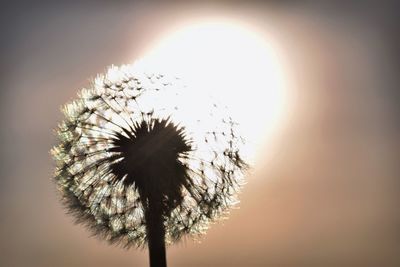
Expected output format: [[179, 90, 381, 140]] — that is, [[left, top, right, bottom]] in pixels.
[[136, 19, 288, 161]]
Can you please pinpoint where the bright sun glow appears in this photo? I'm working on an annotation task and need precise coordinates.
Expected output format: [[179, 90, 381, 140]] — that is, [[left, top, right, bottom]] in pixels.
[[136, 19, 288, 161]]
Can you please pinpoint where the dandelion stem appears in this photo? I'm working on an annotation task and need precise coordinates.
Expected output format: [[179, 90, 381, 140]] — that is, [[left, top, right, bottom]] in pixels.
[[146, 198, 167, 267]]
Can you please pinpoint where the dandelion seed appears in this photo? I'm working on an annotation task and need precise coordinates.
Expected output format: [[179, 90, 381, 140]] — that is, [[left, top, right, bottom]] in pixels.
[[51, 64, 248, 267]]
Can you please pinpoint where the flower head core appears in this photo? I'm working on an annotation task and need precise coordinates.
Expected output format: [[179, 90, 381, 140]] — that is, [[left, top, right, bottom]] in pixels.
[[110, 117, 192, 215]]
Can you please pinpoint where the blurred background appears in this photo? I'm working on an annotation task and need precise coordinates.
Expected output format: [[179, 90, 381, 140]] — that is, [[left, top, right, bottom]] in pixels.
[[1, 1, 399, 266]]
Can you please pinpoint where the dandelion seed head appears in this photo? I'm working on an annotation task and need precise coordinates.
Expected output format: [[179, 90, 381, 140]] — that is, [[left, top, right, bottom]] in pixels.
[[52, 64, 247, 248]]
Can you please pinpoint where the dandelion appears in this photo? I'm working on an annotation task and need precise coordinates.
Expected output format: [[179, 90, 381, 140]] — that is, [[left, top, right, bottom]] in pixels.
[[51, 64, 248, 267]]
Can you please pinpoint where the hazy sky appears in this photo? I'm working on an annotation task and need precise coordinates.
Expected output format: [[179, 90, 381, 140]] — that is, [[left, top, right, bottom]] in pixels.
[[1, 2, 399, 267]]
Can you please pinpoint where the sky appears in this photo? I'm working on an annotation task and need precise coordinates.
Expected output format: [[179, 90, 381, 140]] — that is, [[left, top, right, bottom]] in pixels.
[[1, 1, 399, 266]]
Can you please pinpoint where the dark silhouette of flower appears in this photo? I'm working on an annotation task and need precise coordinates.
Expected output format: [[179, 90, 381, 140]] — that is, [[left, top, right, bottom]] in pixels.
[[51, 64, 247, 266]]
